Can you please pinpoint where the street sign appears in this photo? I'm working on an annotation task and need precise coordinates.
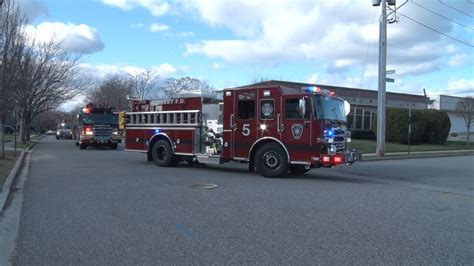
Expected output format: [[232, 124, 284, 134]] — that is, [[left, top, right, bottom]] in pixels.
[[386, 69, 396, 75], [386, 78, 395, 83]]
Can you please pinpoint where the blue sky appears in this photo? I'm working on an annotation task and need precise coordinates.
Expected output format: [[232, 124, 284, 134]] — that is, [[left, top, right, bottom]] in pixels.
[[20, 0, 473, 100]]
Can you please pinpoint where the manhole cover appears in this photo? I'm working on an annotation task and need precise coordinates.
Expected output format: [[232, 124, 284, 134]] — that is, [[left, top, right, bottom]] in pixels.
[[191, 183, 218, 189]]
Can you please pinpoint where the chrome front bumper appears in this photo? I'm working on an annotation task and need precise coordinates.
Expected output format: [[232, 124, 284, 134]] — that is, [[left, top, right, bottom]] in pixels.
[[344, 150, 362, 164]]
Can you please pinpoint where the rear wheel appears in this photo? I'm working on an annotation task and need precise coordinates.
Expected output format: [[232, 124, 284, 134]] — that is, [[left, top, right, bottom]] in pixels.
[[110, 143, 118, 150], [152, 140, 177, 167], [79, 143, 87, 150], [255, 143, 288, 178]]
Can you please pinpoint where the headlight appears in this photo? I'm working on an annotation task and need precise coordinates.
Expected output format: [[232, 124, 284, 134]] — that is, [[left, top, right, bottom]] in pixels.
[[329, 144, 337, 154], [324, 129, 334, 138], [112, 131, 119, 135], [56, 132, 60, 135]]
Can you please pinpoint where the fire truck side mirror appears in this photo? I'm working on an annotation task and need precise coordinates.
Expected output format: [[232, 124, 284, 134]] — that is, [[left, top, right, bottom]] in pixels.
[[119, 112, 125, 129], [298, 98, 306, 118], [344, 100, 351, 116]]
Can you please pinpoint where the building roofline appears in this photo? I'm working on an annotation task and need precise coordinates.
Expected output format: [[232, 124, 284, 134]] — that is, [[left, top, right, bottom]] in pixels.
[[244, 80, 428, 99]]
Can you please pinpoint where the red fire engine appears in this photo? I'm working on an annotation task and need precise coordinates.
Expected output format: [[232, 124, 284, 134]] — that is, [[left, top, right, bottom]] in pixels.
[[124, 85, 361, 177]]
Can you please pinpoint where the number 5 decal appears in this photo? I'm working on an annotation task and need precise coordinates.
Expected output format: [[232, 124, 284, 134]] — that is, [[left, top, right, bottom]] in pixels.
[[242, 124, 250, 136]]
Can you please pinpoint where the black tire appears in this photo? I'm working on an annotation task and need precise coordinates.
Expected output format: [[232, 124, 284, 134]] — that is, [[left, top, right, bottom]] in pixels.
[[110, 143, 118, 150], [290, 165, 311, 175], [255, 143, 288, 178], [75, 140, 79, 146], [152, 140, 177, 167], [79, 143, 87, 150]]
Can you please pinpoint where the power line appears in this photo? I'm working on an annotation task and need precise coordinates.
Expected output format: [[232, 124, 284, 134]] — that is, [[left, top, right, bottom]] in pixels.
[[398, 12, 474, 47], [359, 9, 378, 89], [412, 0, 474, 31], [439, 0, 474, 18], [388, 43, 456, 60]]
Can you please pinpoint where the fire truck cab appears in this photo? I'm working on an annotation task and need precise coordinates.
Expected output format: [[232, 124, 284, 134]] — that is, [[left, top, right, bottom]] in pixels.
[[124, 85, 361, 177], [74, 103, 121, 150]]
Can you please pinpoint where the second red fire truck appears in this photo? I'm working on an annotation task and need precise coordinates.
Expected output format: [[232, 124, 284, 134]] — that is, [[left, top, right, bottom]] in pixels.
[[123, 84, 361, 177]]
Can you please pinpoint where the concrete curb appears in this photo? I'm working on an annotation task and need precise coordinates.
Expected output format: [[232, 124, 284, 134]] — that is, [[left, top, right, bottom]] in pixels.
[[362, 150, 474, 161], [0, 139, 40, 215]]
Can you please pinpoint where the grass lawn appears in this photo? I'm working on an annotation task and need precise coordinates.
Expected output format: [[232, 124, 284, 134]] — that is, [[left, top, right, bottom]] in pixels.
[[348, 139, 474, 154], [0, 151, 20, 189]]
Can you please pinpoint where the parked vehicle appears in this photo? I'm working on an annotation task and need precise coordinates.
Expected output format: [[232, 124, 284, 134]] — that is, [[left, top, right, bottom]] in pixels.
[[124, 85, 361, 177], [46, 129, 56, 135], [4, 125, 14, 134]]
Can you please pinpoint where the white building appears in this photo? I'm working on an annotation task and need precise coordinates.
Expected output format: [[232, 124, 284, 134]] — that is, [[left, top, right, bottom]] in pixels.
[[431, 95, 473, 141]]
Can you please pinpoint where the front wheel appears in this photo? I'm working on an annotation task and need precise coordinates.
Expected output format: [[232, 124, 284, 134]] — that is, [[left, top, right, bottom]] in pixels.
[[255, 143, 288, 178], [110, 143, 118, 150], [152, 140, 177, 167]]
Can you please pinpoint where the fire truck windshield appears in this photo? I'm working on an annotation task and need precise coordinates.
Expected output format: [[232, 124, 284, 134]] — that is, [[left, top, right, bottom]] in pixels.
[[82, 113, 118, 125], [312, 95, 347, 122]]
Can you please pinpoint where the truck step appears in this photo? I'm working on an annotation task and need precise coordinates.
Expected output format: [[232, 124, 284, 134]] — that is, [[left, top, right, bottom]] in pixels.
[[196, 154, 223, 165]]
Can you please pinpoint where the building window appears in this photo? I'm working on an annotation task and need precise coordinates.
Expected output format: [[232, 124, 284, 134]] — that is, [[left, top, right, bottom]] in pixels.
[[347, 109, 354, 129], [364, 110, 371, 130], [355, 109, 363, 129]]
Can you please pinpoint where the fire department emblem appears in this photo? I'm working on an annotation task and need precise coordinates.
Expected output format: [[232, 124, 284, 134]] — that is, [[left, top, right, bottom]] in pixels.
[[291, 124, 304, 139], [261, 102, 274, 118]]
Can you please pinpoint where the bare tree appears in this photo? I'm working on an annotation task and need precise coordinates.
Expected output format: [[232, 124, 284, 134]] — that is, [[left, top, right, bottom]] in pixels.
[[456, 96, 474, 147], [128, 69, 161, 100], [162, 77, 213, 99], [15, 38, 83, 143], [87, 75, 133, 111], [0, 0, 27, 158]]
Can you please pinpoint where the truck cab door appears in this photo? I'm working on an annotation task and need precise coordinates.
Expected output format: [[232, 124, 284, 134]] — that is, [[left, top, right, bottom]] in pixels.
[[232, 90, 258, 160], [281, 96, 312, 162]]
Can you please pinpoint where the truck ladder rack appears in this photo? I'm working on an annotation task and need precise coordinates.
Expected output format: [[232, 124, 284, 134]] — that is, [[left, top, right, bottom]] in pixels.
[[126, 110, 200, 127]]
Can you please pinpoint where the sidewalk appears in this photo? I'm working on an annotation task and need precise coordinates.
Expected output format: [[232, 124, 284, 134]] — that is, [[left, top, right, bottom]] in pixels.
[[363, 149, 474, 161]]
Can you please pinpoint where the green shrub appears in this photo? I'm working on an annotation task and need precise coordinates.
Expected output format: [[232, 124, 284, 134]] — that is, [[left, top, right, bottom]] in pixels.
[[385, 108, 450, 144], [351, 130, 376, 140], [421, 109, 450, 144]]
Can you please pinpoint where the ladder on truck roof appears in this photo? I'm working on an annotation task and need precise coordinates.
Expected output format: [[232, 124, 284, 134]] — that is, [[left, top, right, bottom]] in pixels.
[[126, 110, 201, 127]]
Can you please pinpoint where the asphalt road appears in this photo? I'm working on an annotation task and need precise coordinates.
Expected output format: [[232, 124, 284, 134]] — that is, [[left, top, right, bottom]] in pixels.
[[14, 136, 474, 264]]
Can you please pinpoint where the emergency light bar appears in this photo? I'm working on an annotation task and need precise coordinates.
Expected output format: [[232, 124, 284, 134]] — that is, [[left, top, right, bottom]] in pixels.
[[305, 86, 335, 96]]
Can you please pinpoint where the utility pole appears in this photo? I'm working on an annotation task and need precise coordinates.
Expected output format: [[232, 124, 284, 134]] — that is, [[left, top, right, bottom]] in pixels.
[[372, 0, 407, 157], [376, 0, 388, 157]]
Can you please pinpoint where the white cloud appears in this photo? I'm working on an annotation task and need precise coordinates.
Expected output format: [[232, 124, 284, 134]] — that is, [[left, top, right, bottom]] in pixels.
[[24, 22, 104, 54], [79, 63, 179, 80], [184, 0, 472, 80], [178, 31, 195, 38], [212, 63, 224, 70], [102, 0, 170, 17], [306, 74, 319, 84], [152, 63, 177, 76], [18, 0, 49, 22], [131, 23, 145, 28], [448, 53, 469, 67], [149, 23, 170, 32], [448, 79, 474, 96]]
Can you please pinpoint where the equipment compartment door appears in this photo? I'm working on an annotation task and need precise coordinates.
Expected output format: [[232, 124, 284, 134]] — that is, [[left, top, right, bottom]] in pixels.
[[281, 96, 312, 162]]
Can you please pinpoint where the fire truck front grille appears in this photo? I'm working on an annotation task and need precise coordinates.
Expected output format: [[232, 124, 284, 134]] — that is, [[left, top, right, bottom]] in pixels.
[[93, 125, 112, 137], [333, 128, 346, 152]]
